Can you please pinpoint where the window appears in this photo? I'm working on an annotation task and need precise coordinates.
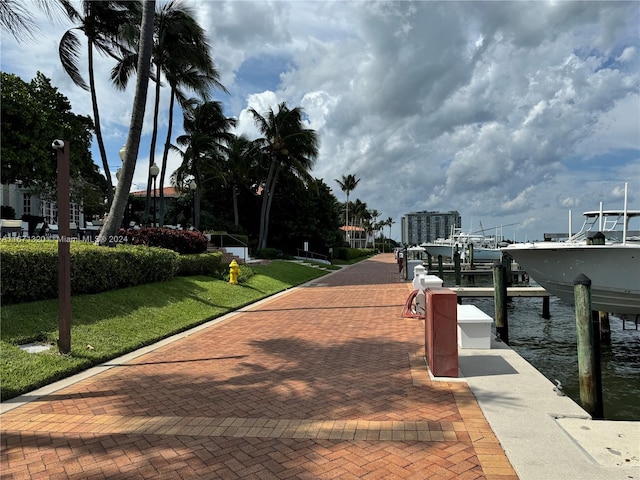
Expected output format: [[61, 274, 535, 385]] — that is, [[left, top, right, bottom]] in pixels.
[[22, 193, 31, 216]]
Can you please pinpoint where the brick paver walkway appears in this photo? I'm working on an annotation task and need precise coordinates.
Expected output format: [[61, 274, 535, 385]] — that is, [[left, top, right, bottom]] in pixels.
[[1, 254, 517, 479]]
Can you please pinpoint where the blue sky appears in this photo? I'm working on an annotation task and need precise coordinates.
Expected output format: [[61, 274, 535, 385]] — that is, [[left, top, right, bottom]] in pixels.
[[1, 0, 639, 242]]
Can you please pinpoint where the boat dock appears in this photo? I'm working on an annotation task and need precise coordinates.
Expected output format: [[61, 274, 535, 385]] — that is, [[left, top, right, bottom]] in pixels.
[[450, 286, 549, 297], [1, 254, 637, 480]]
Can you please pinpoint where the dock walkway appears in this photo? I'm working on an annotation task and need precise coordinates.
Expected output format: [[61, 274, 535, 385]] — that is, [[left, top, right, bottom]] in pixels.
[[1, 254, 638, 479]]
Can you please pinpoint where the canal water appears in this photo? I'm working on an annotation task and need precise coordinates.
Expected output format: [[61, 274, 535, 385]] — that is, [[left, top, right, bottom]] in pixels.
[[444, 274, 640, 421]]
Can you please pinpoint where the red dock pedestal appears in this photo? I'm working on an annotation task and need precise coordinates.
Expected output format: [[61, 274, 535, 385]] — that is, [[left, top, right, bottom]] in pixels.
[[425, 288, 458, 377]]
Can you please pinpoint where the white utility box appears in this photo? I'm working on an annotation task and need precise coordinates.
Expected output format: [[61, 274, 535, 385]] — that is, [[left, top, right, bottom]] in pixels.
[[457, 304, 493, 349], [412, 267, 443, 290], [406, 260, 423, 280]]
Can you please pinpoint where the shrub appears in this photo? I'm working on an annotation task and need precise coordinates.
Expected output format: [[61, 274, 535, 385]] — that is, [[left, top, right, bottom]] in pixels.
[[1, 205, 16, 219], [176, 252, 224, 277], [222, 263, 255, 284], [255, 248, 281, 259], [332, 247, 375, 261], [0, 240, 179, 304], [122, 227, 208, 254]]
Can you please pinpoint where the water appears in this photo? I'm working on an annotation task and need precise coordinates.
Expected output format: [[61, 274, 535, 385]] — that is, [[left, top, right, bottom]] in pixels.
[[447, 274, 640, 421]]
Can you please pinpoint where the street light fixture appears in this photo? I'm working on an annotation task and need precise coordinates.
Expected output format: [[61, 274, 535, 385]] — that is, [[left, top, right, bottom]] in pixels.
[[189, 180, 197, 229], [150, 162, 160, 227]]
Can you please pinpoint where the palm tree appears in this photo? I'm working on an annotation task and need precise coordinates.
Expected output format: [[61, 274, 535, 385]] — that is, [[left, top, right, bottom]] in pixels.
[[98, 0, 155, 245], [250, 102, 319, 250], [1, 0, 70, 42], [351, 199, 367, 248], [335, 173, 360, 247], [59, 0, 141, 206], [173, 100, 236, 230], [224, 134, 258, 227], [367, 208, 380, 249], [111, 0, 226, 225], [386, 216, 394, 252]]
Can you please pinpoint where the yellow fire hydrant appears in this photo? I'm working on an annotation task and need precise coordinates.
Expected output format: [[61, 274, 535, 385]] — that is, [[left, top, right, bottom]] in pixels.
[[229, 259, 239, 285]]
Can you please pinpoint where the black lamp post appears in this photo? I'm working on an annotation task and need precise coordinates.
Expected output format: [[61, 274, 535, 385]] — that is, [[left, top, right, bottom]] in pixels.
[[150, 163, 159, 227], [189, 180, 197, 228]]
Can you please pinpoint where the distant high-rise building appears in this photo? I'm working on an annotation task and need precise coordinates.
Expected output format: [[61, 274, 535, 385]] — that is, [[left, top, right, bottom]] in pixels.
[[401, 211, 461, 245]]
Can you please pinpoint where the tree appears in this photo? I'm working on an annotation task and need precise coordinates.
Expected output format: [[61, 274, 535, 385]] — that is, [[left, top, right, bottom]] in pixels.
[[59, 0, 141, 207], [335, 173, 360, 247], [0, 0, 69, 42], [98, 0, 155, 245], [224, 134, 258, 227], [112, 0, 226, 224], [386, 216, 394, 252], [250, 102, 319, 249], [173, 100, 236, 230], [0, 71, 106, 208]]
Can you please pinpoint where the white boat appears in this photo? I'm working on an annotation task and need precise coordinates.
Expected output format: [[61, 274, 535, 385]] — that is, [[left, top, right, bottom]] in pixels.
[[421, 230, 502, 262], [502, 207, 640, 315]]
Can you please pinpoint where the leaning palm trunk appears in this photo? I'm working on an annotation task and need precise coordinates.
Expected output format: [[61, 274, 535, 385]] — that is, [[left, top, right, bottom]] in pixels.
[[98, 0, 155, 245], [258, 156, 278, 249], [88, 40, 114, 207], [144, 62, 163, 223], [159, 88, 176, 225], [262, 164, 280, 249], [232, 184, 239, 226]]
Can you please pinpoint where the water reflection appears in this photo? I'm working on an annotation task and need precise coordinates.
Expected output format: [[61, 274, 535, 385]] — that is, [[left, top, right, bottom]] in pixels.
[[448, 274, 640, 420]]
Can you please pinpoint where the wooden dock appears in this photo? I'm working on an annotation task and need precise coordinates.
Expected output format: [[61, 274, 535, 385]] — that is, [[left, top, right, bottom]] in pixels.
[[449, 286, 549, 297], [448, 286, 551, 319]]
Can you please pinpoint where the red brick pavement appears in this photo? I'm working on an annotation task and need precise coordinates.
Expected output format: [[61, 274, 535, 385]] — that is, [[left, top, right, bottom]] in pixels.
[[1, 254, 518, 479]]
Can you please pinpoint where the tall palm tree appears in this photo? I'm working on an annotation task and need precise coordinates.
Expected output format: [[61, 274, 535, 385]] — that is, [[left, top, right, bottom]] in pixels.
[[386, 216, 394, 252], [224, 134, 258, 227], [1, 0, 70, 42], [350, 199, 367, 248], [335, 173, 360, 247], [98, 0, 155, 245], [59, 0, 141, 207], [249, 102, 319, 250], [111, 0, 226, 225], [173, 100, 236, 230], [367, 208, 379, 249]]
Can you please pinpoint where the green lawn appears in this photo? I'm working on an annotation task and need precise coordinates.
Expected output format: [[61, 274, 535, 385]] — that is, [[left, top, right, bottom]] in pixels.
[[0, 261, 331, 401]]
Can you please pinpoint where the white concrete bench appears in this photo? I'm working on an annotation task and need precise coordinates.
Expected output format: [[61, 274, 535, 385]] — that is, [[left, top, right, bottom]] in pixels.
[[457, 304, 493, 349]]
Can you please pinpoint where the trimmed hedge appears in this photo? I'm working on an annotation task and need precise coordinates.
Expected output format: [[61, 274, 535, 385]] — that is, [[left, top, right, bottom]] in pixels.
[[332, 247, 375, 261], [176, 252, 224, 277], [122, 227, 208, 254], [0, 240, 179, 304], [255, 248, 281, 259]]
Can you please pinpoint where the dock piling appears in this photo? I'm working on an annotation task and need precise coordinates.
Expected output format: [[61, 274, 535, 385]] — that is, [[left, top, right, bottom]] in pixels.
[[599, 312, 611, 343], [493, 263, 509, 344], [543, 296, 550, 319], [454, 251, 461, 286], [573, 274, 604, 419]]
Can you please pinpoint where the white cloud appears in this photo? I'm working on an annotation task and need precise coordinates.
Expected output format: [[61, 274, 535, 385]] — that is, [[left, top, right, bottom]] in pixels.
[[2, 0, 638, 241]]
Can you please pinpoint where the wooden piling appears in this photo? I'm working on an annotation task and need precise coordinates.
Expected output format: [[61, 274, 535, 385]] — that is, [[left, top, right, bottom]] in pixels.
[[502, 253, 513, 287], [573, 274, 604, 419], [427, 254, 433, 270], [493, 263, 509, 344], [468, 244, 474, 269], [437, 255, 444, 281], [454, 251, 461, 286], [599, 311, 611, 343], [542, 296, 550, 319]]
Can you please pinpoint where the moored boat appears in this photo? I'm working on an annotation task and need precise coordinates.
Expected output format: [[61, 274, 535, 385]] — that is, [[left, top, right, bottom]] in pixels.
[[502, 206, 640, 315], [421, 230, 502, 262]]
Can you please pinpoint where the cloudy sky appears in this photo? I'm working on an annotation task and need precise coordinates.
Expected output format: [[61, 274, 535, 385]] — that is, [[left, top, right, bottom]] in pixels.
[[2, 0, 639, 242]]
